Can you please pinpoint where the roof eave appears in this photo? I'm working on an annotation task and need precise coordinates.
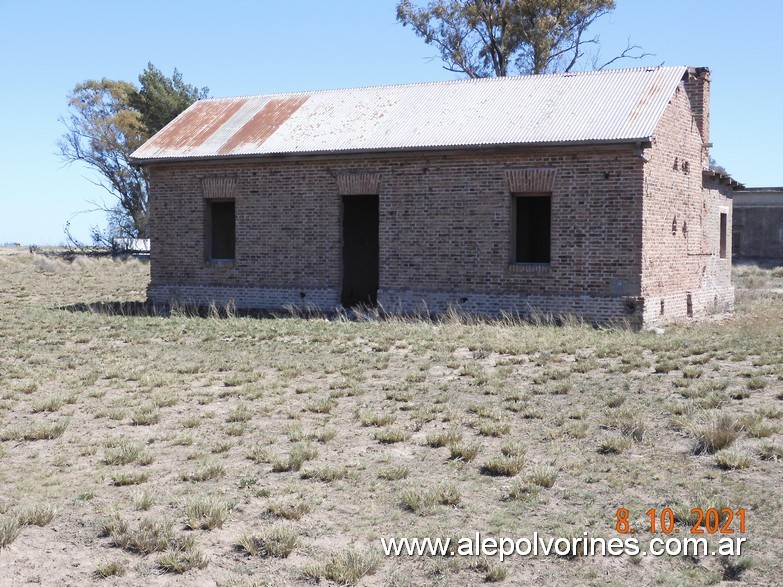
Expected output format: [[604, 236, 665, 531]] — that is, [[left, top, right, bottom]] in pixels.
[[703, 169, 744, 191], [130, 138, 651, 167]]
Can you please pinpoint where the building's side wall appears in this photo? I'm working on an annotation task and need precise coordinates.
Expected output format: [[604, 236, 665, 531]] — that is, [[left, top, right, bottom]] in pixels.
[[147, 148, 646, 324], [641, 82, 734, 324], [732, 191, 783, 261]]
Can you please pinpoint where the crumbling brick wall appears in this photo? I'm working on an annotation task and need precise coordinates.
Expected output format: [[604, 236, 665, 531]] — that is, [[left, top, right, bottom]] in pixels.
[[639, 72, 733, 324]]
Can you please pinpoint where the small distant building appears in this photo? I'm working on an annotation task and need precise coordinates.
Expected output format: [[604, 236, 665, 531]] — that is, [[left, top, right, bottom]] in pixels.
[[732, 188, 783, 263], [130, 66, 737, 327]]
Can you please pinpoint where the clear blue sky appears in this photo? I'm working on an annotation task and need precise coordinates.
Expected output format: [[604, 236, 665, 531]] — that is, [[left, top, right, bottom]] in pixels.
[[0, 0, 778, 245]]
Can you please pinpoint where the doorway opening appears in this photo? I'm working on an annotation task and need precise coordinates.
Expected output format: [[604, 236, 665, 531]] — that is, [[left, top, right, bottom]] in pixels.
[[341, 195, 379, 307]]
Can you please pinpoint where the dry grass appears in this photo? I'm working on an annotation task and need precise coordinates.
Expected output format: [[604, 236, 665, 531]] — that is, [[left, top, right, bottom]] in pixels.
[[17, 504, 56, 527], [689, 413, 741, 454], [184, 496, 232, 530], [267, 499, 313, 521], [304, 548, 381, 585], [93, 559, 126, 579], [481, 455, 526, 477], [156, 540, 209, 574], [235, 525, 298, 558], [0, 250, 782, 585], [0, 516, 22, 549]]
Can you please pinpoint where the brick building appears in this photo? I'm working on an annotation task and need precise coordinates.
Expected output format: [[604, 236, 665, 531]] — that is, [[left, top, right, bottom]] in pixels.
[[130, 66, 737, 327], [732, 188, 783, 263]]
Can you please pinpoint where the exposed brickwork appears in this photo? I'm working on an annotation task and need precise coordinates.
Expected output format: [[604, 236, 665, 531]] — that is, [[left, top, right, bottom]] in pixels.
[[144, 69, 733, 328], [640, 80, 733, 325], [148, 283, 338, 310], [683, 67, 710, 144], [505, 168, 557, 193], [201, 176, 237, 199], [336, 173, 381, 196]]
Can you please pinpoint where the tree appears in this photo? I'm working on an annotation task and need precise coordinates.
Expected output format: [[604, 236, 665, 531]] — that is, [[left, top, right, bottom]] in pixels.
[[59, 65, 207, 243], [130, 63, 209, 136], [59, 79, 149, 240], [396, 0, 649, 78]]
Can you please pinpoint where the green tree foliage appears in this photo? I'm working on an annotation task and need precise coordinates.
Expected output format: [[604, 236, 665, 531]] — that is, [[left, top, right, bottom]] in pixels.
[[60, 64, 207, 241], [130, 63, 209, 136], [396, 0, 647, 77]]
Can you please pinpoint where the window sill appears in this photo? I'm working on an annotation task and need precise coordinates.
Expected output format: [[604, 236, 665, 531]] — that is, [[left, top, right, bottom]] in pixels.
[[205, 259, 236, 268], [508, 263, 551, 273]]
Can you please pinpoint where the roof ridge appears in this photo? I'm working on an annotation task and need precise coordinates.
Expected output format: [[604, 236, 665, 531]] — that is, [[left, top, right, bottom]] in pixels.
[[199, 65, 688, 102]]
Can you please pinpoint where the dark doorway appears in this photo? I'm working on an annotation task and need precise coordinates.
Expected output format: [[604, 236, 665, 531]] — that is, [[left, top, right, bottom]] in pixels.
[[341, 195, 379, 307]]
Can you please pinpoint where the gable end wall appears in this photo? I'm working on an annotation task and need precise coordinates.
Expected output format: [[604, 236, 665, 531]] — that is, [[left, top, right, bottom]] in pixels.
[[641, 81, 733, 324]]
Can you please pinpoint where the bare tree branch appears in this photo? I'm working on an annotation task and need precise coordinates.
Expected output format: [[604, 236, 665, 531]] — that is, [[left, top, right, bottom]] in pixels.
[[594, 38, 655, 70]]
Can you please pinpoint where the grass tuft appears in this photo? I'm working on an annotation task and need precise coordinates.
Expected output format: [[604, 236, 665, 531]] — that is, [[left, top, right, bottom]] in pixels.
[[94, 560, 126, 579], [448, 442, 481, 462], [182, 462, 226, 482], [527, 464, 558, 488], [236, 525, 298, 558], [714, 449, 753, 470], [378, 465, 410, 481], [598, 435, 633, 454], [0, 516, 22, 549], [18, 504, 56, 526], [480, 455, 525, 477], [156, 538, 209, 574], [690, 413, 741, 454], [374, 426, 412, 444], [111, 471, 149, 486], [184, 496, 232, 530], [303, 548, 381, 586], [271, 443, 318, 472], [267, 499, 313, 521], [0, 419, 69, 441], [426, 428, 462, 448]]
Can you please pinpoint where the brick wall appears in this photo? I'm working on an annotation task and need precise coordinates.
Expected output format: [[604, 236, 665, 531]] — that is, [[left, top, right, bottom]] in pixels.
[[640, 79, 733, 324], [147, 147, 650, 324], [683, 67, 710, 144]]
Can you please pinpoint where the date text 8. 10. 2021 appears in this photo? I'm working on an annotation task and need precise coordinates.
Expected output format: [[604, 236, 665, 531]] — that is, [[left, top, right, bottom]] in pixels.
[[615, 507, 746, 535]]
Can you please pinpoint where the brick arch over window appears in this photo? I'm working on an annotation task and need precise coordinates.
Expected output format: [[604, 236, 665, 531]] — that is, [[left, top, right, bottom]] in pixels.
[[336, 173, 381, 196], [201, 175, 238, 199], [505, 168, 557, 193]]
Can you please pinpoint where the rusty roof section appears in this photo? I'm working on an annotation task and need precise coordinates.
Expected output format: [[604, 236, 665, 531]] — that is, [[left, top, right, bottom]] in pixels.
[[131, 66, 689, 163], [143, 99, 249, 152], [217, 97, 308, 155]]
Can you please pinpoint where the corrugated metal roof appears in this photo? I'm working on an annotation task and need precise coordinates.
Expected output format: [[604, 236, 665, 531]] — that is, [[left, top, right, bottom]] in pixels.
[[131, 66, 688, 162]]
